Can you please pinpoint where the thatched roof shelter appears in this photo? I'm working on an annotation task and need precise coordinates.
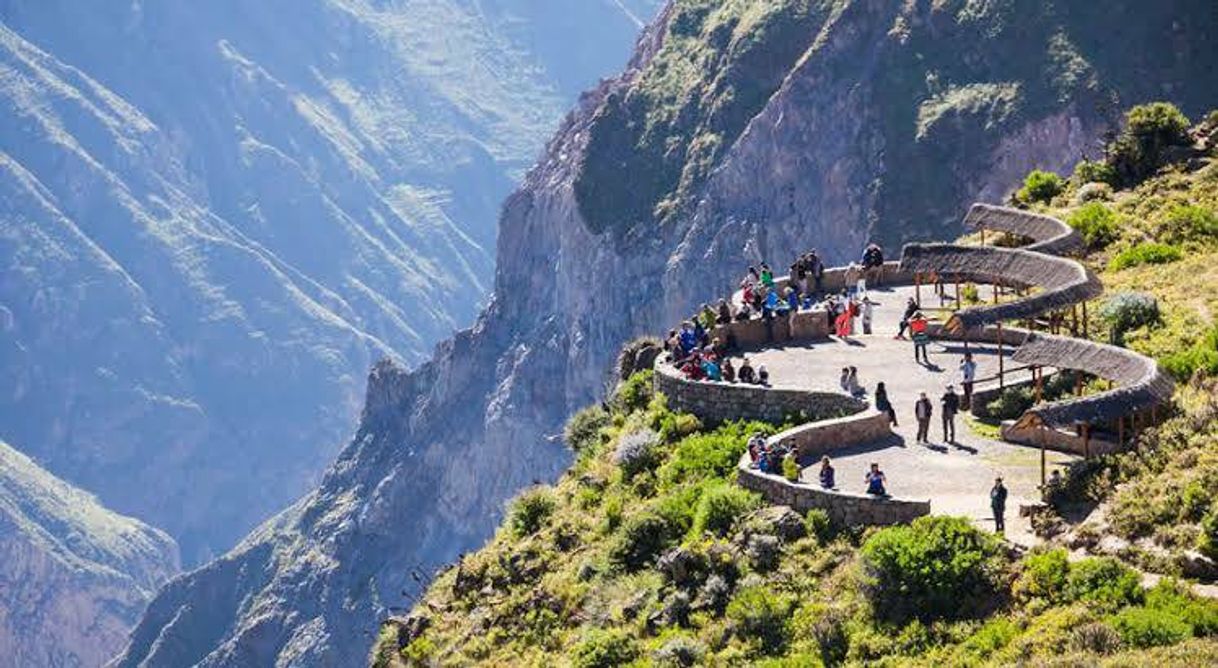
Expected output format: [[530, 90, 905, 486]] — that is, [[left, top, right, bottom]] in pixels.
[[964, 203, 1084, 256], [898, 244, 1103, 334], [1011, 333, 1174, 430]]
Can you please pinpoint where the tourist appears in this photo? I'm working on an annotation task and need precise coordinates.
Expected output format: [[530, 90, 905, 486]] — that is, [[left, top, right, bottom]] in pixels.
[[790, 259, 806, 295], [862, 243, 885, 286], [845, 262, 862, 296], [663, 328, 679, 356], [991, 476, 1008, 534], [699, 303, 717, 331], [819, 456, 836, 489], [847, 366, 864, 398], [717, 299, 733, 325], [941, 385, 960, 443], [875, 382, 897, 426], [839, 367, 851, 393], [960, 353, 977, 409], [800, 292, 815, 310], [735, 303, 753, 322], [757, 364, 770, 386], [741, 280, 756, 311], [760, 263, 775, 289], [679, 321, 698, 355], [895, 297, 919, 339], [806, 250, 824, 294], [785, 286, 799, 312], [835, 297, 856, 338], [681, 355, 706, 381], [722, 358, 736, 383], [910, 312, 930, 364], [702, 356, 722, 382], [747, 265, 761, 287], [738, 357, 757, 384], [747, 433, 766, 464], [914, 391, 933, 443], [860, 296, 878, 335], [865, 463, 888, 496]]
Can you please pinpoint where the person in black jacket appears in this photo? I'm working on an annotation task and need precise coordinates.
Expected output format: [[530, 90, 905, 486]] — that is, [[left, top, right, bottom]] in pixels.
[[941, 385, 960, 443], [991, 476, 1008, 534]]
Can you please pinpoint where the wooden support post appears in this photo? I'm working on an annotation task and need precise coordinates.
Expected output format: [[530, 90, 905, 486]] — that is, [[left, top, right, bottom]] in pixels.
[[1075, 369, 1083, 396], [1040, 431, 1047, 488], [954, 280, 960, 310], [1083, 423, 1091, 459], [1071, 304, 1079, 336], [1034, 367, 1043, 404], [993, 280, 1000, 305], [1118, 415, 1125, 448], [915, 272, 922, 304], [997, 321, 1005, 389], [980, 227, 986, 246], [1082, 300, 1089, 338]]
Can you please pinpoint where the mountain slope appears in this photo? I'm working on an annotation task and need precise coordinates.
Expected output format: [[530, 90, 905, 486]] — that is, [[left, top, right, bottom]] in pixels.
[[0, 438, 179, 668], [115, 1, 1218, 665], [0, 0, 657, 561]]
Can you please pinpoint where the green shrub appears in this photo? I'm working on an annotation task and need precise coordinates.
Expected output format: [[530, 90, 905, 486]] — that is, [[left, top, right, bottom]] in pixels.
[[1200, 508, 1218, 561], [572, 628, 639, 668], [1109, 243, 1183, 271], [1145, 579, 1218, 636], [508, 486, 556, 537], [1110, 606, 1190, 648], [961, 283, 980, 304], [1161, 326, 1218, 381], [1158, 204, 1218, 244], [1098, 291, 1161, 345], [652, 635, 707, 667], [1067, 202, 1119, 248], [1014, 547, 1071, 606], [782, 453, 800, 482], [1065, 557, 1143, 610], [1073, 159, 1118, 186], [664, 421, 777, 484], [861, 516, 1004, 622], [565, 406, 610, 454], [654, 483, 704, 537], [986, 386, 1035, 421], [1109, 102, 1191, 185], [805, 508, 833, 545], [608, 512, 673, 571], [614, 370, 655, 413], [1017, 169, 1065, 204], [657, 412, 702, 443], [726, 585, 796, 654], [691, 483, 761, 537], [961, 617, 1020, 658]]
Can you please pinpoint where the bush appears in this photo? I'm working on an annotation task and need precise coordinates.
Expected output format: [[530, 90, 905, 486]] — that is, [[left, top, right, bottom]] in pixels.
[[726, 585, 796, 654], [962, 618, 1020, 658], [1161, 326, 1218, 381], [805, 509, 833, 545], [1065, 557, 1143, 610], [652, 635, 707, 667], [614, 429, 661, 479], [986, 386, 1035, 421], [572, 628, 639, 668], [1074, 182, 1114, 204], [782, 453, 800, 482], [1157, 204, 1218, 244], [1074, 159, 1118, 187], [1145, 579, 1218, 636], [1069, 621, 1123, 655], [608, 512, 673, 571], [1109, 243, 1183, 271], [691, 483, 761, 537], [614, 370, 655, 413], [1067, 202, 1119, 248], [1017, 169, 1065, 204], [1099, 291, 1160, 344], [665, 421, 777, 484], [1109, 102, 1191, 185], [1014, 547, 1071, 606], [861, 516, 1005, 622], [565, 406, 610, 454], [1110, 606, 1190, 648], [508, 486, 556, 537], [657, 412, 702, 443]]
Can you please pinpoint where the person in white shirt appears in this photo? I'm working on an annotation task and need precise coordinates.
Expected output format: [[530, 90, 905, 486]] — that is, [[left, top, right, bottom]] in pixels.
[[960, 353, 977, 409]]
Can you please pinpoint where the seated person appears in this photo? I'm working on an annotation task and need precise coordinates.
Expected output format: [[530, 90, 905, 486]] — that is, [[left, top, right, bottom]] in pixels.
[[865, 463, 888, 496], [757, 364, 770, 386], [800, 293, 815, 310], [702, 357, 722, 381], [785, 287, 799, 312], [716, 299, 733, 324], [819, 456, 835, 489], [722, 358, 736, 383], [680, 356, 705, 380], [735, 303, 753, 321], [737, 357, 757, 384]]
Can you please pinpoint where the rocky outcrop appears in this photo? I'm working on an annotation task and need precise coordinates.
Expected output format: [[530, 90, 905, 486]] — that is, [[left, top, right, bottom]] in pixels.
[[115, 1, 1218, 665], [0, 439, 178, 668]]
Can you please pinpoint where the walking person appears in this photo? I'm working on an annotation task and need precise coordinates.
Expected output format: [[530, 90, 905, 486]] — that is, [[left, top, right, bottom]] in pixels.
[[875, 382, 897, 426], [860, 296, 878, 335], [991, 476, 1008, 534], [914, 391, 932, 443], [846, 366, 864, 398], [941, 385, 960, 443], [910, 312, 930, 364], [960, 353, 977, 410], [895, 297, 919, 339]]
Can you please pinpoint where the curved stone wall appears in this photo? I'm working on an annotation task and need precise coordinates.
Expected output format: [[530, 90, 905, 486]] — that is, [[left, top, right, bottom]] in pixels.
[[736, 459, 930, 527], [654, 363, 865, 425]]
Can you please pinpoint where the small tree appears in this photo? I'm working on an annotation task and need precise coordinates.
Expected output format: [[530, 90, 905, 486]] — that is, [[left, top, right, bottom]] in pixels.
[[1067, 202, 1119, 248], [1109, 102, 1191, 185], [1098, 291, 1160, 345], [1016, 169, 1065, 204]]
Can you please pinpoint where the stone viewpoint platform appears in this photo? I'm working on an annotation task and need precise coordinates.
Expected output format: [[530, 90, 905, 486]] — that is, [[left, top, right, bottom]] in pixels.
[[652, 204, 1174, 545]]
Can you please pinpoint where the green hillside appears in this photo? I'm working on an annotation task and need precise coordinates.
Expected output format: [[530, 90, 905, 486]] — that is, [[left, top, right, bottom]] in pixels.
[[372, 104, 1218, 666]]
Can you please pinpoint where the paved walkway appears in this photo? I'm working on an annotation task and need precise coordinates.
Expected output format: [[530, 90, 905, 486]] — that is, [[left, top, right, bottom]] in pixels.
[[738, 284, 1077, 546]]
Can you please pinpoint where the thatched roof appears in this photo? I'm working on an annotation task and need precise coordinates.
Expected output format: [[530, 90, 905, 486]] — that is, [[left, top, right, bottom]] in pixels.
[[898, 244, 1103, 333], [963, 203, 1084, 256], [1011, 333, 1174, 430]]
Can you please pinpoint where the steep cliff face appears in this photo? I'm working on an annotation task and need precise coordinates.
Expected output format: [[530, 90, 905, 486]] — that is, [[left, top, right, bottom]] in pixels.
[[0, 439, 178, 668], [116, 1, 1218, 665], [0, 0, 656, 562]]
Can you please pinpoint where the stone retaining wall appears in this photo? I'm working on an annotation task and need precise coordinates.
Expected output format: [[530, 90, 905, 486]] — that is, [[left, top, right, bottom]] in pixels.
[[654, 364, 864, 424], [770, 410, 893, 460], [711, 309, 829, 348], [737, 461, 930, 527]]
